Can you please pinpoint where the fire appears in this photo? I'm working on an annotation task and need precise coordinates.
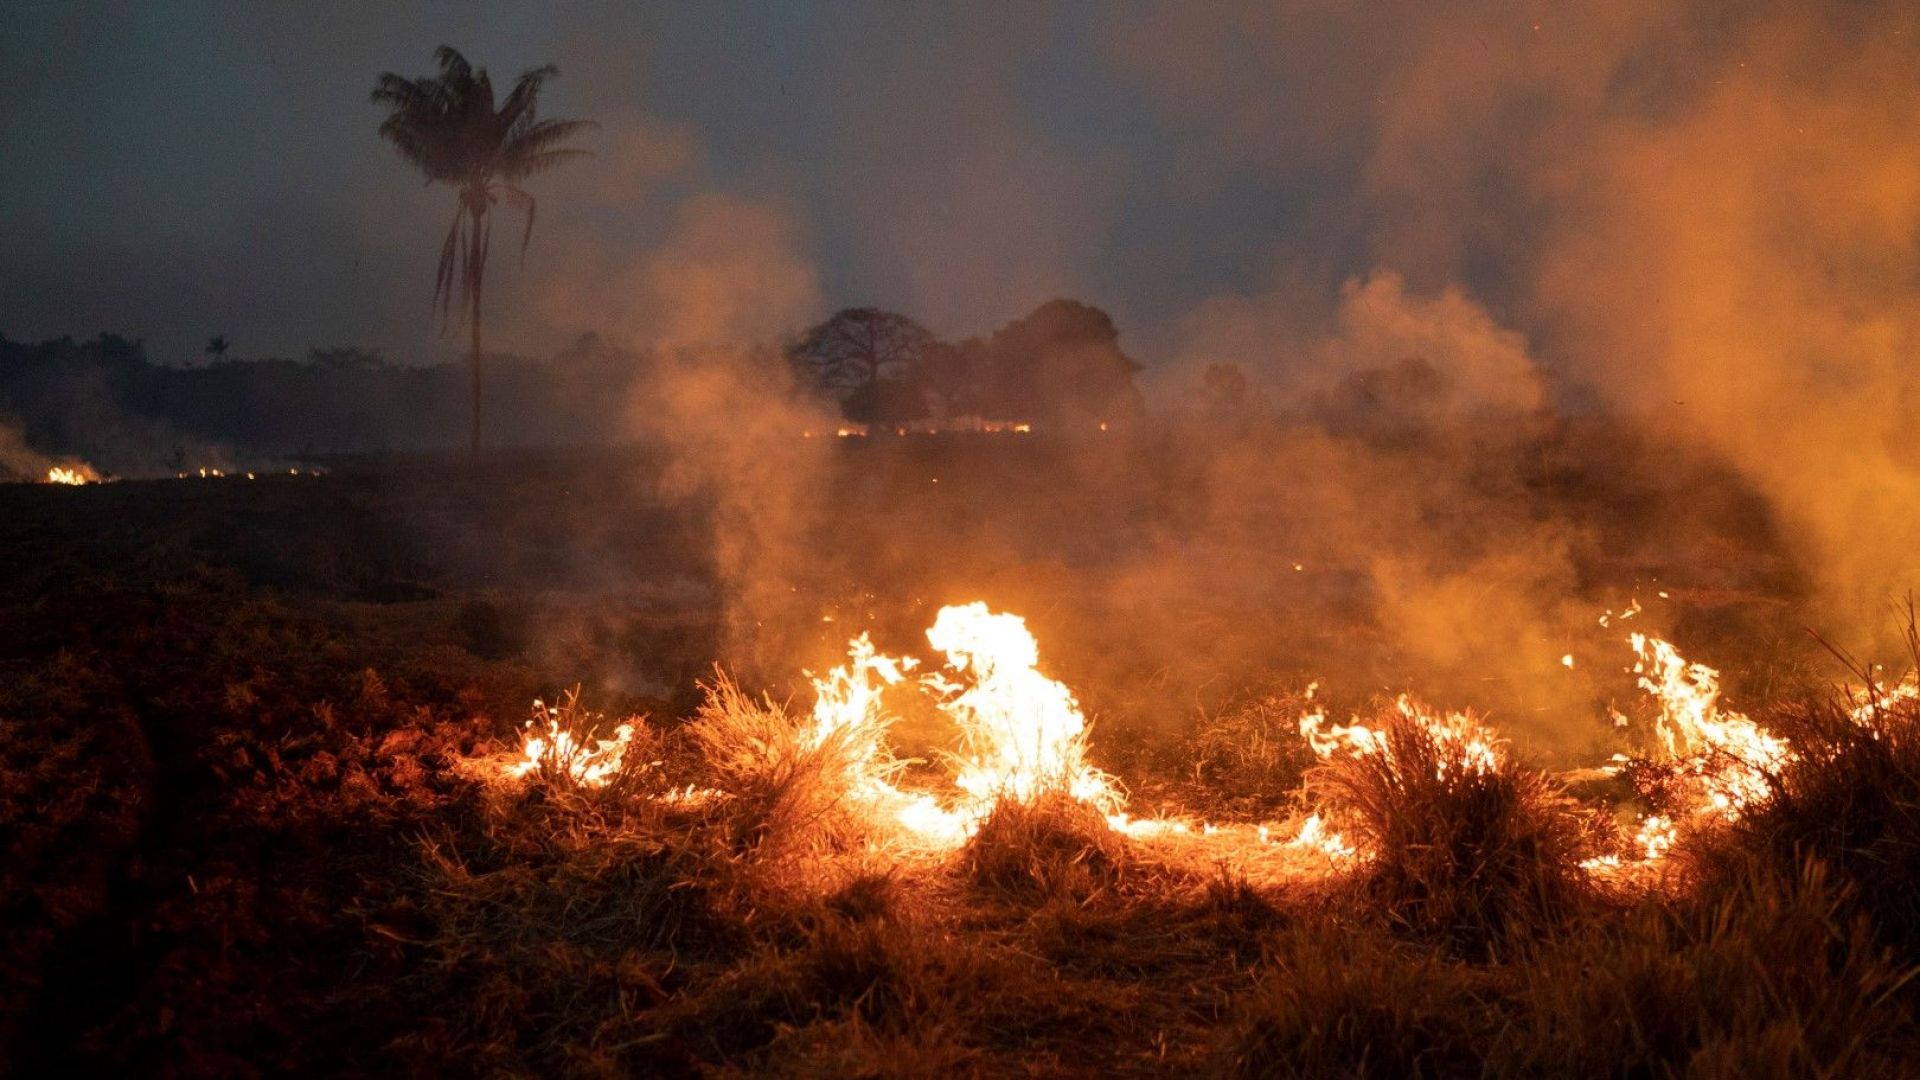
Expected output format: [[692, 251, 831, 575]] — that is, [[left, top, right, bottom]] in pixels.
[[1849, 678, 1920, 725], [806, 632, 915, 751], [1629, 633, 1792, 818], [1635, 813, 1677, 861], [927, 602, 1120, 813], [1289, 813, 1356, 860], [1301, 693, 1500, 780], [495, 599, 1811, 890], [796, 603, 1122, 845], [46, 465, 95, 485], [803, 632, 967, 843], [508, 697, 638, 788]]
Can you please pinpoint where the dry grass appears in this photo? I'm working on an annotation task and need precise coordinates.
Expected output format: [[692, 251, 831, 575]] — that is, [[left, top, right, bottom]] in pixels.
[[685, 670, 896, 859], [1703, 691, 1920, 965], [961, 792, 1129, 902], [1308, 703, 1600, 954], [512, 686, 665, 803], [1493, 858, 1918, 1077], [1214, 923, 1493, 1079], [1181, 690, 1319, 819]]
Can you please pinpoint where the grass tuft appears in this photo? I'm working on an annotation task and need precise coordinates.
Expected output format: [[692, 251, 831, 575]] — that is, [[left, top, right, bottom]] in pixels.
[[686, 670, 891, 857], [1214, 923, 1491, 1079], [1310, 702, 1597, 954], [961, 792, 1127, 902], [1706, 684, 1920, 963], [1494, 857, 1919, 1076]]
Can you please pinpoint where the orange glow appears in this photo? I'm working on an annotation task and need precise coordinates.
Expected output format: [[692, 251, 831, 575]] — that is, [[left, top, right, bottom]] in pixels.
[[1629, 633, 1791, 819]]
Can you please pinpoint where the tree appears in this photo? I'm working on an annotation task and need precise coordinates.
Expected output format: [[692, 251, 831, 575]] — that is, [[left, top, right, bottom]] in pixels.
[[972, 299, 1144, 428], [372, 46, 593, 454], [789, 308, 935, 391], [204, 336, 230, 365]]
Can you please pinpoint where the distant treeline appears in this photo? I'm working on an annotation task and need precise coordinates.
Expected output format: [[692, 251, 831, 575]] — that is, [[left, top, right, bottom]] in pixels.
[[0, 298, 1149, 469], [786, 299, 1144, 429], [0, 333, 641, 469]]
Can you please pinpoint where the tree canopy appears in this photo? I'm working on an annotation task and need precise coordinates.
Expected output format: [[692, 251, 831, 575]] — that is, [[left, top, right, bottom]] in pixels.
[[372, 46, 593, 453]]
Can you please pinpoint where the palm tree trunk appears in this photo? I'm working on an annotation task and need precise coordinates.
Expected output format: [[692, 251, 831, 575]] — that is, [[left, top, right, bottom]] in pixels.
[[469, 209, 484, 458]]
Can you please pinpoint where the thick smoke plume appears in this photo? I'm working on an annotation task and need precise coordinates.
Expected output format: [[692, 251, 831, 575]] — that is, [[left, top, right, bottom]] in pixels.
[[1119, 0, 1920, 663]]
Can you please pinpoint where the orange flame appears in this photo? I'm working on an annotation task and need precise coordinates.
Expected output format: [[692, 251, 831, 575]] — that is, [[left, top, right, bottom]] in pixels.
[[927, 602, 1121, 813], [507, 699, 638, 788], [1629, 633, 1791, 819]]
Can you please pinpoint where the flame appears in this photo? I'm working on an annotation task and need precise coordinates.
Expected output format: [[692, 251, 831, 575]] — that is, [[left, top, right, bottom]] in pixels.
[[1288, 813, 1356, 860], [1629, 633, 1792, 818], [46, 465, 96, 485], [799, 602, 1122, 845], [508, 698, 638, 788], [1848, 678, 1920, 725], [927, 602, 1121, 813], [1635, 813, 1677, 861], [806, 632, 915, 750], [1300, 694, 1500, 780], [803, 633, 969, 844], [492, 600, 1813, 890]]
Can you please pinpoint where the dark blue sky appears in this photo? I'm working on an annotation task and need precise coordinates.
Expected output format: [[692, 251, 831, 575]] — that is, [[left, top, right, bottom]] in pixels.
[[2, 1, 1362, 369]]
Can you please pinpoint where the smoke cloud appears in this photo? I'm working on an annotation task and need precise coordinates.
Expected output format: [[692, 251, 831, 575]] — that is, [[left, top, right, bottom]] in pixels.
[[1115, 0, 1920, 659]]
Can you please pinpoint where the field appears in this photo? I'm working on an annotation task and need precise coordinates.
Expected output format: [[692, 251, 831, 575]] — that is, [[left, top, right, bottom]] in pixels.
[[6, 432, 1916, 1076]]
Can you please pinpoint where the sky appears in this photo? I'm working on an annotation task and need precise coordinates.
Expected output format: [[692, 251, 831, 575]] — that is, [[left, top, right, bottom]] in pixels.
[[4, 2, 1919, 398], [1, 1, 1269, 368]]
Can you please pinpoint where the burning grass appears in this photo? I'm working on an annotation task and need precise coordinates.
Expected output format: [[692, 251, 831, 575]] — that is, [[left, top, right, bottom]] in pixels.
[[13, 551, 1920, 1073], [1702, 669, 1920, 964], [506, 686, 658, 797], [1304, 699, 1601, 953], [961, 791, 1129, 901], [414, 600, 1920, 1072]]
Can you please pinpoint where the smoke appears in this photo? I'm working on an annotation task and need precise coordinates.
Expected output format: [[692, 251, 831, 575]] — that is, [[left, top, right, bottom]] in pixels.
[[632, 343, 836, 679], [1508, 6, 1920, 639], [1081, 270, 1602, 749], [547, 182, 837, 680], [543, 192, 823, 350], [0, 419, 62, 482], [1114, 0, 1920, 663], [14, 2, 1918, 740]]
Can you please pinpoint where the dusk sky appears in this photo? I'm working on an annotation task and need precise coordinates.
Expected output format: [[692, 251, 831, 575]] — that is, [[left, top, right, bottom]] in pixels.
[[3, 2, 1294, 368], [5, 0, 1918, 404]]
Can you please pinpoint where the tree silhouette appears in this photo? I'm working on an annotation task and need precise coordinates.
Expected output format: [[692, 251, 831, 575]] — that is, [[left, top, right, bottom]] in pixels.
[[972, 300, 1143, 428], [204, 335, 230, 365], [789, 308, 935, 391], [372, 46, 593, 454]]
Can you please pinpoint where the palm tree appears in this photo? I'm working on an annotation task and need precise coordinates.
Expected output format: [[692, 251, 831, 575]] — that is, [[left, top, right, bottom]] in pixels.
[[204, 335, 230, 364], [372, 46, 593, 455]]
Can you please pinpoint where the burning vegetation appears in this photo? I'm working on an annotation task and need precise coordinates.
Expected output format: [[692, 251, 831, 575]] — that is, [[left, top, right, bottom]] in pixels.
[[16, 5, 1920, 1073], [13, 437, 1920, 1074], [495, 601, 1830, 891], [430, 592, 1920, 1073]]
